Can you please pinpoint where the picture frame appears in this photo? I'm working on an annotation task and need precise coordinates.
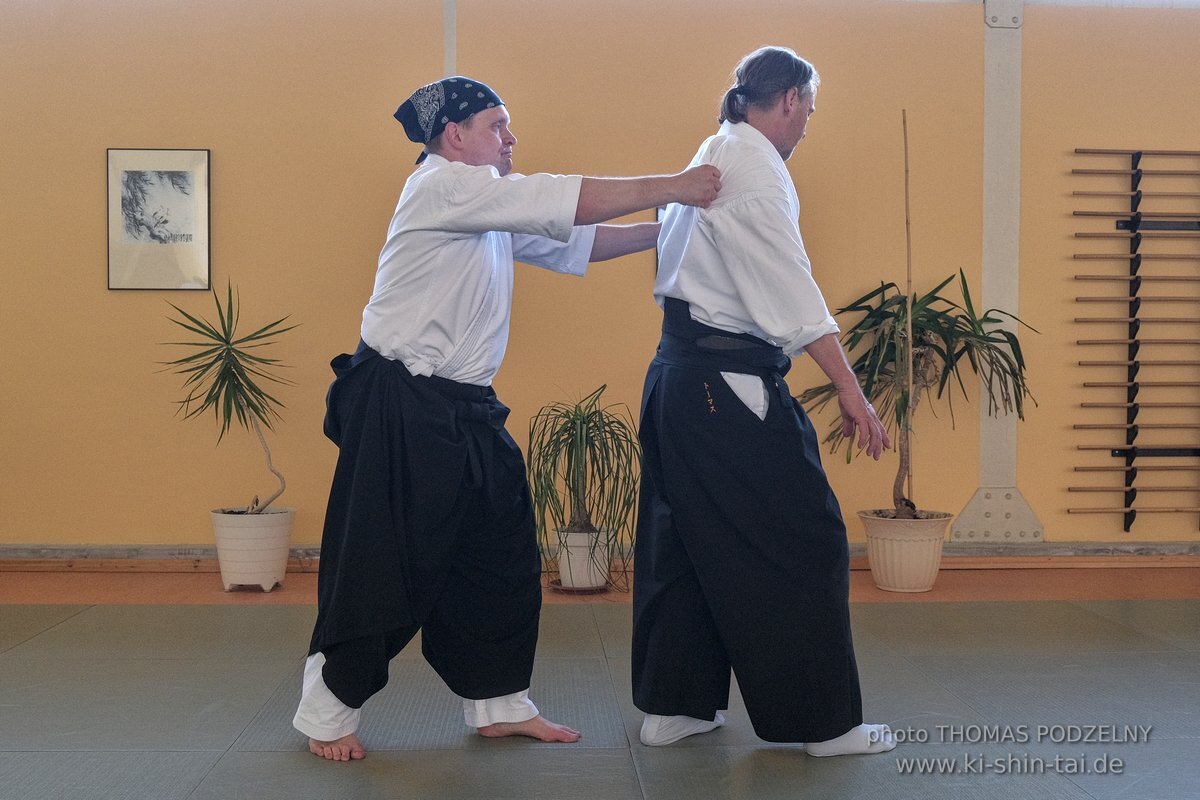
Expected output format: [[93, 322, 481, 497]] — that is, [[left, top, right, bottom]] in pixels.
[[107, 148, 210, 290]]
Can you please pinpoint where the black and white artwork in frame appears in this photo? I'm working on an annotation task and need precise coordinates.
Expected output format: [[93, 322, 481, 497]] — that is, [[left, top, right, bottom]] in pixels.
[[107, 148, 210, 290]]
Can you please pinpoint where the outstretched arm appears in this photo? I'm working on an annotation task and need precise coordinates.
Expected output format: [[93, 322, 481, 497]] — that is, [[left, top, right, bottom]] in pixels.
[[804, 333, 891, 460], [575, 166, 721, 225], [589, 222, 660, 262]]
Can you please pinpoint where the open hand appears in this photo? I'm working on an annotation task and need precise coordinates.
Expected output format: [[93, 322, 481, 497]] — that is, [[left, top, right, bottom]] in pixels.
[[837, 387, 891, 460]]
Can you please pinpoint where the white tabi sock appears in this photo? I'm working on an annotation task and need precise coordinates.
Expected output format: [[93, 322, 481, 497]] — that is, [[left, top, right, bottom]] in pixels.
[[639, 713, 726, 746], [806, 723, 896, 757]]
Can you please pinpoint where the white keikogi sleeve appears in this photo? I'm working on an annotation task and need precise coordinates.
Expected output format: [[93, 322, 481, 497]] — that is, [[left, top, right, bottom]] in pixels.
[[706, 190, 838, 357], [432, 168, 584, 242], [512, 226, 597, 276]]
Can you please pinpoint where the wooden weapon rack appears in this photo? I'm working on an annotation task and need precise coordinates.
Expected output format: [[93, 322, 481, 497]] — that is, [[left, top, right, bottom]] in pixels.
[[1069, 148, 1200, 531]]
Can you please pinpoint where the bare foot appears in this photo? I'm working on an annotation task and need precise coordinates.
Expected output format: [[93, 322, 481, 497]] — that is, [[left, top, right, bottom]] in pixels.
[[476, 715, 581, 743], [308, 733, 366, 761]]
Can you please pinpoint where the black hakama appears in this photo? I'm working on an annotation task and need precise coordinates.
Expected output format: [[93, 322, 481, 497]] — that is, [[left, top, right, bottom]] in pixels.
[[307, 342, 542, 708], [631, 299, 863, 743]]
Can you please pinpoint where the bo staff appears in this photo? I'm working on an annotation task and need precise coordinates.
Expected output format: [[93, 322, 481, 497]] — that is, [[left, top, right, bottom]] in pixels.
[[1076, 296, 1200, 303], [1069, 507, 1200, 514], [1076, 339, 1200, 345], [1076, 232, 1200, 240], [1073, 191, 1200, 198], [1072, 170, 1200, 178], [1076, 465, 1200, 472], [1084, 381, 1200, 388], [1078, 444, 1200, 450], [1074, 254, 1200, 261], [1078, 361, 1200, 367], [1081, 401, 1200, 407], [1075, 275, 1200, 282], [1074, 423, 1200, 430], [1075, 148, 1200, 156], [1069, 486, 1200, 492], [1074, 317, 1200, 324]]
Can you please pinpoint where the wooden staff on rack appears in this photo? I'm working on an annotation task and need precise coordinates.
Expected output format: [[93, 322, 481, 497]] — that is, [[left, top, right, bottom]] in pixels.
[[1072, 171, 1200, 179], [1083, 381, 1200, 388], [1076, 465, 1200, 472], [1076, 296, 1200, 303], [1079, 362, 1200, 368], [1076, 232, 1200, 239], [1075, 318, 1200, 324], [1076, 339, 1200, 345], [1074, 254, 1200, 261], [1074, 210, 1200, 218], [1065, 510, 1200, 515], [1076, 275, 1200, 282], [1075, 148, 1200, 156]]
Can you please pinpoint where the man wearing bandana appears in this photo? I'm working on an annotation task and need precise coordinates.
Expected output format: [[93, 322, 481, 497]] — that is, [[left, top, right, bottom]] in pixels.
[[293, 76, 722, 761], [632, 47, 896, 756]]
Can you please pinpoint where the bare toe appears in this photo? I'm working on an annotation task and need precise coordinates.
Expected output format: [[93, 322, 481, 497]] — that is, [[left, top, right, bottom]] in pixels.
[[308, 734, 366, 761]]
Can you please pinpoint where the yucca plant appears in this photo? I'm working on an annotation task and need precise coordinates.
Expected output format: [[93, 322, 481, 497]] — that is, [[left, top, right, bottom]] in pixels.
[[162, 282, 298, 513], [800, 112, 1034, 524], [527, 385, 641, 590], [798, 270, 1034, 519]]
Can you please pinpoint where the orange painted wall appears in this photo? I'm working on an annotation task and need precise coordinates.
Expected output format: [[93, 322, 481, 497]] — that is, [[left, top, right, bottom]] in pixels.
[[2, 1, 1197, 547]]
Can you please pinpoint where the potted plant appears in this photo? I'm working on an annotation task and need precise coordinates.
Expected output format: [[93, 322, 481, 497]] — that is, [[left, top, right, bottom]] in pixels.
[[526, 385, 641, 592], [162, 282, 299, 591], [798, 113, 1034, 592]]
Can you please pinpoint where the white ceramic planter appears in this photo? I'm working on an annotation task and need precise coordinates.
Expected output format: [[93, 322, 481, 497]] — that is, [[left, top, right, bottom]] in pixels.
[[210, 507, 295, 592], [858, 510, 952, 593], [556, 529, 610, 591]]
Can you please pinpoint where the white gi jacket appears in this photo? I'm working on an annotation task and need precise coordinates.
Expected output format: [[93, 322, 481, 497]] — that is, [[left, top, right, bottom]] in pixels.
[[361, 154, 597, 386], [654, 120, 838, 358]]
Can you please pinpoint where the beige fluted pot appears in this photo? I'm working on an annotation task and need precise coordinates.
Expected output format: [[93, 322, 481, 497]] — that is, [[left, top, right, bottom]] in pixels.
[[858, 510, 952, 593]]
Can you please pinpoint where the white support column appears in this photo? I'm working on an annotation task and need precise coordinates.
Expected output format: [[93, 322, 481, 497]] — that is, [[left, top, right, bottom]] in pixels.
[[443, 0, 457, 77], [952, 0, 1044, 543]]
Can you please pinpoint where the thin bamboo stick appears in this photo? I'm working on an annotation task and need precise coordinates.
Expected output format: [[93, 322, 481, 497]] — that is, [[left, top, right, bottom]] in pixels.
[[901, 109, 914, 507]]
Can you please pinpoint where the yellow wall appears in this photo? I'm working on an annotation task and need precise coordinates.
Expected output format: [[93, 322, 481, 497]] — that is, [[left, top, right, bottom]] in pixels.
[[1, 1, 1197, 548]]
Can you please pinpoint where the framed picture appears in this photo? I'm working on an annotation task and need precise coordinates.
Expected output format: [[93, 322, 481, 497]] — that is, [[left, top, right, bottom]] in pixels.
[[107, 148, 210, 290]]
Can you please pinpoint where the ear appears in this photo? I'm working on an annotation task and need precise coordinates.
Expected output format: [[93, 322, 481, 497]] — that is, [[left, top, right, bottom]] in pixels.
[[783, 86, 800, 114], [442, 121, 465, 152]]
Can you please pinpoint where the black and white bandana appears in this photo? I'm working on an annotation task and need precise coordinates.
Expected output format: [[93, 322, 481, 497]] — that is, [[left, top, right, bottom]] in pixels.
[[394, 76, 504, 163]]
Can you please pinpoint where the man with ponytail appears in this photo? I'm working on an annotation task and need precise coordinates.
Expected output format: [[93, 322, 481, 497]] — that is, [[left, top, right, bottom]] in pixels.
[[632, 47, 897, 757]]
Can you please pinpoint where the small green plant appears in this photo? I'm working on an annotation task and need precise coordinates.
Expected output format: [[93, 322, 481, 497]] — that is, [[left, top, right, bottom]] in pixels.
[[162, 282, 298, 513], [527, 385, 641, 590], [799, 271, 1034, 519]]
